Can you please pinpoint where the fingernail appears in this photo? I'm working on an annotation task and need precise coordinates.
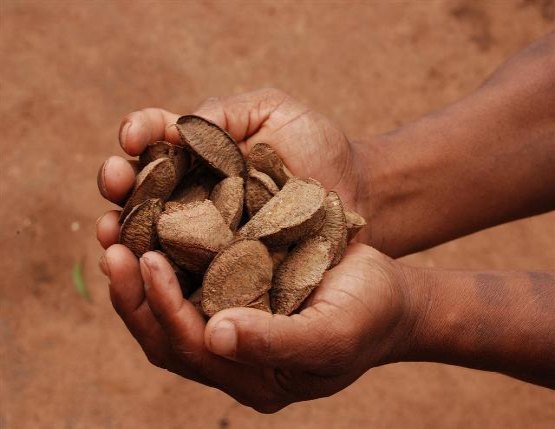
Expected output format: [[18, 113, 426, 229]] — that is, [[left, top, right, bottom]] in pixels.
[[95, 215, 103, 227], [120, 121, 132, 150], [140, 256, 152, 291], [97, 158, 111, 198], [209, 320, 237, 357], [99, 255, 110, 277]]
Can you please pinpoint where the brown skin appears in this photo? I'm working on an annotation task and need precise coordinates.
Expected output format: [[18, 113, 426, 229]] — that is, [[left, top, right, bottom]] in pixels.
[[365, 33, 555, 256], [404, 268, 555, 388], [97, 33, 555, 412]]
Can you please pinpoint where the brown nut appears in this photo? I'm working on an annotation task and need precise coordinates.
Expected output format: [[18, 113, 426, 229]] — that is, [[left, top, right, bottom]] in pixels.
[[238, 178, 326, 247], [119, 198, 163, 257], [210, 176, 244, 231], [113, 128, 363, 318], [345, 209, 367, 242], [168, 164, 219, 207], [175, 115, 246, 178], [247, 143, 292, 188], [245, 293, 271, 313], [139, 140, 190, 180], [157, 200, 234, 273], [318, 191, 348, 267], [120, 157, 177, 222], [202, 239, 273, 317], [270, 247, 289, 270], [270, 236, 333, 315], [245, 168, 279, 217]]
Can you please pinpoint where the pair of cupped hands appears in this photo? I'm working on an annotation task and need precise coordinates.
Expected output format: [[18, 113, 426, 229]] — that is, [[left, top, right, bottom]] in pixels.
[[97, 88, 413, 413]]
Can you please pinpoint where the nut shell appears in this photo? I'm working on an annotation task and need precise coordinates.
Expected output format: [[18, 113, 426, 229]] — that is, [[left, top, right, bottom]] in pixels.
[[119, 198, 163, 257], [157, 200, 234, 273], [345, 210, 367, 242], [246, 293, 271, 313], [139, 140, 190, 180], [176, 115, 246, 178], [247, 143, 291, 188], [210, 177, 244, 231], [120, 157, 177, 221], [270, 236, 333, 315], [318, 191, 348, 267], [238, 178, 326, 247], [245, 168, 279, 217], [202, 239, 273, 317]]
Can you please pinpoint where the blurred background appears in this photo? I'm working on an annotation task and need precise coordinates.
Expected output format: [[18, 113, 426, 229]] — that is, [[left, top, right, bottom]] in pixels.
[[1, 0, 554, 428]]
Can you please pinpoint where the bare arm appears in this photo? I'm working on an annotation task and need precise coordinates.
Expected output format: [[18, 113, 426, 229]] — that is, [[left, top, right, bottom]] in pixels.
[[95, 33, 555, 412], [358, 32, 555, 256], [403, 267, 555, 388]]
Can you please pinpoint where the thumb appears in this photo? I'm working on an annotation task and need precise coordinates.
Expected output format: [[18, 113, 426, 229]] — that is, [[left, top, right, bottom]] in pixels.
[[204, 307, 331, 371]]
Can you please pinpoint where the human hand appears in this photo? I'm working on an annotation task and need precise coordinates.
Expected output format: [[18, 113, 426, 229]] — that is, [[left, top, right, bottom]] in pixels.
[[97, 88, 370, 251], [95, 88, 410, 411], [99, 242, 412, 412]]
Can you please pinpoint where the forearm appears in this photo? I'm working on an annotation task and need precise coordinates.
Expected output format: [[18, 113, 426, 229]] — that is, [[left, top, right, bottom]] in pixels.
[[401, 266, 555, 387], [356, 32, 555, 256]]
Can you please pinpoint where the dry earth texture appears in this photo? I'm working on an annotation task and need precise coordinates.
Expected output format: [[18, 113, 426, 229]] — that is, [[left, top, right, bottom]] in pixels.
[[1, 1, 554, 428]]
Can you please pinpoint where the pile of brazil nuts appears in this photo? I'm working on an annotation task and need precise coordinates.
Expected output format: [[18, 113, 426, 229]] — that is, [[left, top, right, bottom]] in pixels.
[[119, 115, 366, 317]]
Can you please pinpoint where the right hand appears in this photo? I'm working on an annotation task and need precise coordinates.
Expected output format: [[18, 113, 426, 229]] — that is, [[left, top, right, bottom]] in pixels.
[[97, 242, 413, 413]]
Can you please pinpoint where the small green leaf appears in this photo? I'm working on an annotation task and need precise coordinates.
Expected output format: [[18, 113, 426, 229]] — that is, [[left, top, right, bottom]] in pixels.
[[72, 260, 91, 302]]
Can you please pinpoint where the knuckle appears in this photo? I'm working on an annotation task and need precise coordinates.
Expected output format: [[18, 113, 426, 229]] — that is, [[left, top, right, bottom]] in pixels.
[[198, 96, 223, 110], [204, 96, 221, 103], [140, 107, 162, 116], [260, 87, 286, 98], [258, 87, 290, 109], [263, 316, 288, 362], [139, 108, 165, 128]]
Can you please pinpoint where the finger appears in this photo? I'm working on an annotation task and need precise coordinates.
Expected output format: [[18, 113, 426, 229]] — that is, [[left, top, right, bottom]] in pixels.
[[104, 249, 217, 386], [119, 108, 180, 156], [96, 210, 120, 249], [103, 244, 174, 367], [97, 156, 136, 205], [139, 252, 279, 400], [204, 306, 338, 371], [140, 251, 216, 370], [193, 88, 290, 147]]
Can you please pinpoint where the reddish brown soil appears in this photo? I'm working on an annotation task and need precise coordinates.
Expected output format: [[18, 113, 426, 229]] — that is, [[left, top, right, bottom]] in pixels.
[[1, 1, 554, 428]]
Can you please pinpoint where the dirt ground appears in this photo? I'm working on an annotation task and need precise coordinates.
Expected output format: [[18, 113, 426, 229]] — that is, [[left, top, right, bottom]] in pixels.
[[1, 1, 554, 428]]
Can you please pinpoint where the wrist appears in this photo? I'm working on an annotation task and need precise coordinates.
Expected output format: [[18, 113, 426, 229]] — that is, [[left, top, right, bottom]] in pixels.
[[393, 266, 555, 387], [351, 130, 437, 257], [380, 262, 433, 364], [358, 255, 433, 367]]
